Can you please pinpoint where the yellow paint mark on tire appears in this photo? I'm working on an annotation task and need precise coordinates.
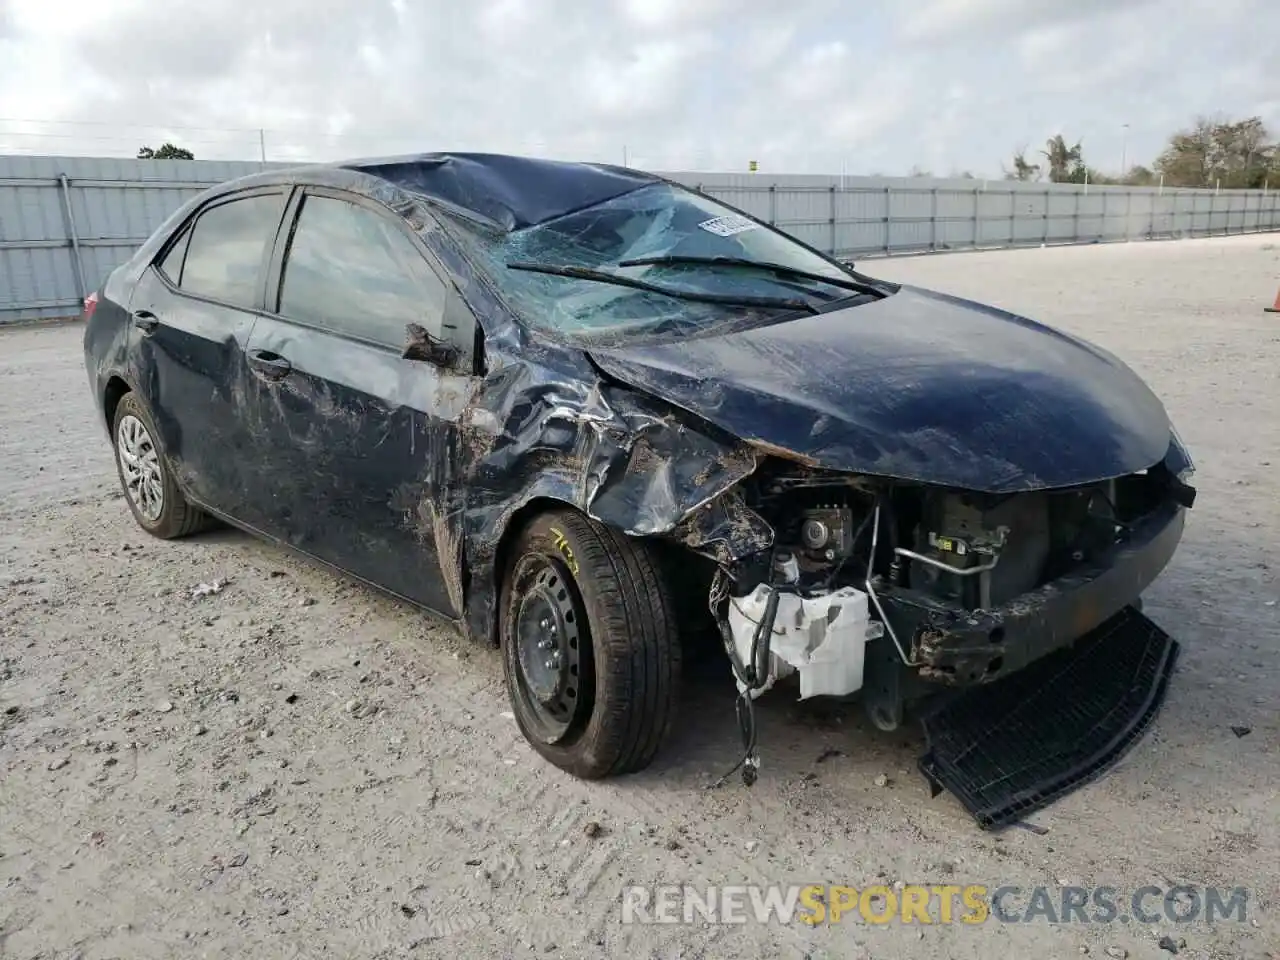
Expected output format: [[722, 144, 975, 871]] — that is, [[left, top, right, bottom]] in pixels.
[[548, 526, 580, 576]]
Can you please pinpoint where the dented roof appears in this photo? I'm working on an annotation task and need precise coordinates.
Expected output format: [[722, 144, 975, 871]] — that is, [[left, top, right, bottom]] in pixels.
[[338, 152, 662, 232]]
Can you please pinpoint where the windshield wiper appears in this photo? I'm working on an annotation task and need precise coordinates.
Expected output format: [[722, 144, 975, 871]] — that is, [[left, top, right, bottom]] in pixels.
[[505, 261, 818, 314], [615, 255, 887, 298]]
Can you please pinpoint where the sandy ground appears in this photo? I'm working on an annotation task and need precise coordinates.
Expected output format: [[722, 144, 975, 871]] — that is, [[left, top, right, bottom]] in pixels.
[[1, 234, 1278, 960]]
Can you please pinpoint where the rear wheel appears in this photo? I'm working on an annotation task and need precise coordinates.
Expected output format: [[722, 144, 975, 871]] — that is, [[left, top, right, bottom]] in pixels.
[[499, 509, 681, 779], [111, 392, 212, 539]]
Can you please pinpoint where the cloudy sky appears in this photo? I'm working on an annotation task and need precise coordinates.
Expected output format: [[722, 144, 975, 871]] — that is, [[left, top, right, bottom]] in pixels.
[[1, 0, 1277, 177]]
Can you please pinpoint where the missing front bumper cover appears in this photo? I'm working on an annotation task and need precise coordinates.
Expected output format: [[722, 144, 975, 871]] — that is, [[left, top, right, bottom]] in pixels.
[[889, 499, 1187, 685], [918, 605, 1179, 829]]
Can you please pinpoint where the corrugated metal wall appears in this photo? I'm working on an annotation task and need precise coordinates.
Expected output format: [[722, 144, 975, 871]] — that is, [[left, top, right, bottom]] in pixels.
[[0, 155, 291, 324], [3, 155, 1279, 325]]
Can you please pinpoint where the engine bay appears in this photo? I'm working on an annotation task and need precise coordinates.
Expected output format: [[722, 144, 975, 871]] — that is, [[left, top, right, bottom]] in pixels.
[[737, 456, 1185, 612]]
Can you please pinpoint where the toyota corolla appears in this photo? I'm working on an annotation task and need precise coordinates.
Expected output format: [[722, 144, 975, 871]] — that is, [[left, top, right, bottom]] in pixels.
[[83, 153, 1196, 824]]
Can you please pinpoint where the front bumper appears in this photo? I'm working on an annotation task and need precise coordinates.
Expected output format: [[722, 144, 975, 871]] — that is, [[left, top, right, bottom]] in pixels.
[[877, 498, 1188, 686]]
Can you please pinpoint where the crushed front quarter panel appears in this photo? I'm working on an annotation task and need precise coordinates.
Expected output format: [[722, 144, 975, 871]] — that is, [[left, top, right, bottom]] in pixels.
[[411, 213, 768, 646]]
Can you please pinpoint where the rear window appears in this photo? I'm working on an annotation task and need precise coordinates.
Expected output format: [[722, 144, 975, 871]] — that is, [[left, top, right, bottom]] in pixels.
[[175, 193, 283, 309]]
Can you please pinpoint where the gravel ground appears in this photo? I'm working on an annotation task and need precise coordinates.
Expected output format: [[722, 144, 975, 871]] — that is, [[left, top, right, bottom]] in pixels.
[[1, 234, 1278, 960]]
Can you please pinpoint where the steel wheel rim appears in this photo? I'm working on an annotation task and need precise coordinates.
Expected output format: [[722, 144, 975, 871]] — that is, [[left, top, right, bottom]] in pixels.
[[510, 554, 585, 744], [116, 414, 164, 522]]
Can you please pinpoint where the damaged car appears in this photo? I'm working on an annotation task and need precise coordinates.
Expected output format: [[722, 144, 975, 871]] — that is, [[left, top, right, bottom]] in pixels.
[[83, 153, 1196, 809]]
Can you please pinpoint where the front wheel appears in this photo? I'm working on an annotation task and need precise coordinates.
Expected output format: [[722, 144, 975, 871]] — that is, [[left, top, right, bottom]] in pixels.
[[499, 509, 681, 779]]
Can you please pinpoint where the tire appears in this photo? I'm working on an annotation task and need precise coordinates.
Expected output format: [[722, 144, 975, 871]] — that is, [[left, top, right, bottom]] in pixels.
[[111, 391, 212, 539], [499, 508, 682, 779]]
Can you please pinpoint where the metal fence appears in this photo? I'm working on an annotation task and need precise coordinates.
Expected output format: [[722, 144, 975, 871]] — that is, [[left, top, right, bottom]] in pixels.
[[3, 154, 1279, 325]]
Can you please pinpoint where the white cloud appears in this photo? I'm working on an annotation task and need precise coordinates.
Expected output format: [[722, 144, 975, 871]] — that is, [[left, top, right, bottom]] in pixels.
[[620, 0, 735, 30], [0, 0, 1276, 179]]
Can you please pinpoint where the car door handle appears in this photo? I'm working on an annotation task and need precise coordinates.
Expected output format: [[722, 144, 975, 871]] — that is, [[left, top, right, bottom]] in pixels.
[[132, 310, 159, 333], [247, 349, 292, 380]]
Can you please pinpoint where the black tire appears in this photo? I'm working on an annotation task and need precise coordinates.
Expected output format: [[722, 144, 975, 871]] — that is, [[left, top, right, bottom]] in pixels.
[[110, 391, 212, 539], [499, 508, 681, 779]]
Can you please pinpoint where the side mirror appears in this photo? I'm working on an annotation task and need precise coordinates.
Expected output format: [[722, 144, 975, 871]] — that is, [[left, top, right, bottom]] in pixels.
[[401, 322, 459, 368]]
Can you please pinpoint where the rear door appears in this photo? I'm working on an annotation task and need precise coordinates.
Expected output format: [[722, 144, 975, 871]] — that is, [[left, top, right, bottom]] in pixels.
[[126, 187, 289, 527], [239, 186, 480, 616]]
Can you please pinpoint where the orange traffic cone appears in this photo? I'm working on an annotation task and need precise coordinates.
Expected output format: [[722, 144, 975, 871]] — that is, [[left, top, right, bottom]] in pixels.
[[1267, 286, 1280, 313]]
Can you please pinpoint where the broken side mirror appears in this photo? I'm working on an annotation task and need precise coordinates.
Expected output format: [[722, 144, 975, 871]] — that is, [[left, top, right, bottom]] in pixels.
[[401, 322, 460, 369]]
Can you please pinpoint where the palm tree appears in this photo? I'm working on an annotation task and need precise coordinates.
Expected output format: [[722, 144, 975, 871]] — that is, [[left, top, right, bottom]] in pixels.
[[1041, 135, 1083, 182]]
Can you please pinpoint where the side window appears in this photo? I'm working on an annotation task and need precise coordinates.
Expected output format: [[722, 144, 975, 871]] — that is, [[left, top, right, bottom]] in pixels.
[[177, 193, 283, 309], [277, 194, 448, 347], [158, 226, 191, 283]]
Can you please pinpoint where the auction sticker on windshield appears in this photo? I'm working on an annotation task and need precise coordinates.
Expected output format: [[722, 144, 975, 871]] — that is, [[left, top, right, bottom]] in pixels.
[[698, 214, 758, 236]]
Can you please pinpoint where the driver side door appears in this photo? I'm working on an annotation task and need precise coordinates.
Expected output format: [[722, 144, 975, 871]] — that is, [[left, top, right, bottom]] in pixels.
[[239, 186, 480, 617]]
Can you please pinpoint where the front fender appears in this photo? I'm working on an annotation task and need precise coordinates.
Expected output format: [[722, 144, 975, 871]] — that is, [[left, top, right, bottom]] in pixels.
[[456, 351, 768, 644]]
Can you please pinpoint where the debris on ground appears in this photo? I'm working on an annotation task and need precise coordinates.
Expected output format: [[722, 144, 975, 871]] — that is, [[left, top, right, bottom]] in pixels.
[[873, 774, 890, 787], [344, 698, 378, 719], [816, 747, 844, 764], [1157, 935, 1181, 954], [1230, 725, 1252, 738], [1105, 947, 1128, 959], [1012, 821, 1051, 836], [47, 757, 69, 771], [582, 821, 604, 839], [190, 578, 230, 599]]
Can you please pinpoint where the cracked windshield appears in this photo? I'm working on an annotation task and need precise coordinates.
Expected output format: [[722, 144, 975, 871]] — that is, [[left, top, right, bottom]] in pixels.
[[445, 182, 871, 340]]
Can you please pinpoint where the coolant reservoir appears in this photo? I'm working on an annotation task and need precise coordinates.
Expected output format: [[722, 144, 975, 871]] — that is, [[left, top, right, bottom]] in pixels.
[[726, 585, 884, 700]]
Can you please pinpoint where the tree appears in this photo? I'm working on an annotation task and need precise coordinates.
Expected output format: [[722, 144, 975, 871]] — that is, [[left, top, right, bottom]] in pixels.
[[1040, 134, 1085, 183], [138, 142, 195, 160], [1154, 116, 1275, 188], [1121, 164, 1156, 186], [1004, 146, 1042, 181], [1153, 117, 1216, 187]]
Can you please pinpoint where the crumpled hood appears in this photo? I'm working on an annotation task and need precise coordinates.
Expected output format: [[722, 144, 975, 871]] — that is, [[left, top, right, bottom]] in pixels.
[[587, 285, 1173, 493]]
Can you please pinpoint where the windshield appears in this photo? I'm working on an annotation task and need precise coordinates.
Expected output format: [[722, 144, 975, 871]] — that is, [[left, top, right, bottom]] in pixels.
[[438, 182, 871, 342]]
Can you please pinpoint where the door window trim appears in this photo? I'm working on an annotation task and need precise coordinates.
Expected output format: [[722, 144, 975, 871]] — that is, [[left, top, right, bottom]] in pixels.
[[149, 185, 291, 313]]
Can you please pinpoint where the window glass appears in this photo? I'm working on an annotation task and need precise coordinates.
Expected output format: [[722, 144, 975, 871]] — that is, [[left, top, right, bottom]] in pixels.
[[441, 181, 867, 343], [278, 194, 446, 346], [158, 226, 190, 283], [178, 193, 282, 308]]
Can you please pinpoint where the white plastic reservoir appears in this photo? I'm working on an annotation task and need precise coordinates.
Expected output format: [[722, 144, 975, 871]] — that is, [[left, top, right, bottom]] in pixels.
[[726, 584, 885, 700]]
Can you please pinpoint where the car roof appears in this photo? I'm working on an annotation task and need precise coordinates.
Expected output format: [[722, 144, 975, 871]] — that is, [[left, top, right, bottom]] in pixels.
[[342, 153, 664, 232], [218, 152, 667, 234]]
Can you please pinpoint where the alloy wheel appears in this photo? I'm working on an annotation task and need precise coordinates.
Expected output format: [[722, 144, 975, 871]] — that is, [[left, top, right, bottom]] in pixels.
[[116, 413, 164, 522]]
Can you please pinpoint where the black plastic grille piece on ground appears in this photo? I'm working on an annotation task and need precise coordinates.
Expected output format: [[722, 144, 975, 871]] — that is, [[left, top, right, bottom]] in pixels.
[[917, 606, 1179, 830]]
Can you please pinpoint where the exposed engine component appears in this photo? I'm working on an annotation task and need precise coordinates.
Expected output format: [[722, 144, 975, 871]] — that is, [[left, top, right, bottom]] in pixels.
[[799, 507, 855, 558], [727, 583, 884, 700], [755, 483, 875, 589], [706, 456, 1193, 796], [906, 491, 1051, 609]]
